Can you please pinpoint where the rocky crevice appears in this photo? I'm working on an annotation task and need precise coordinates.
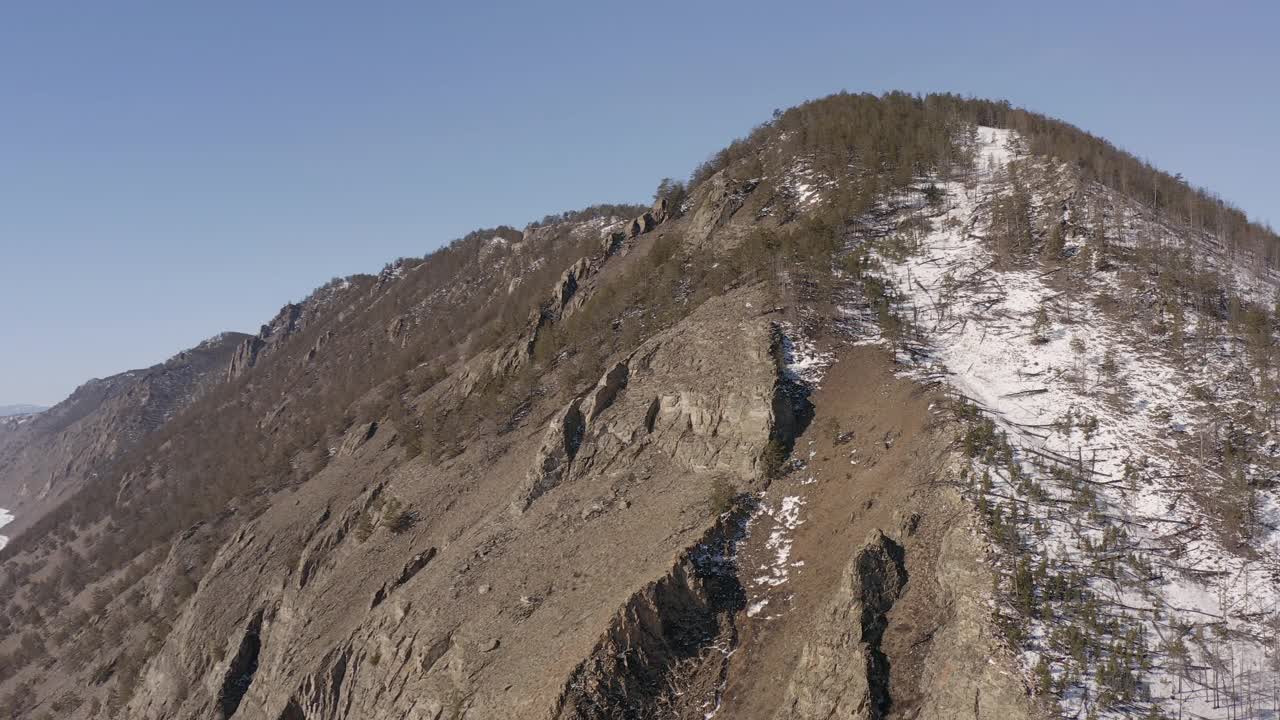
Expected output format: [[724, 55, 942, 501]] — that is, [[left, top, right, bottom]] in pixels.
[[767, 325, 813, 462], [773, 530, 907, 720], [551, 511, 750, 719], [856, 532, 907, 718], [218, 609, 266, 719], [370, 547, 437, 609]]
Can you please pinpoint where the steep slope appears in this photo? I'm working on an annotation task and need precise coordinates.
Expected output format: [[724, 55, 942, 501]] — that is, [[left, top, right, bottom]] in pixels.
[[2, 92, 1280, 720], [0, 332, 249, 538], [824, 126, 1280, 718], [127, 285, 791, 719]]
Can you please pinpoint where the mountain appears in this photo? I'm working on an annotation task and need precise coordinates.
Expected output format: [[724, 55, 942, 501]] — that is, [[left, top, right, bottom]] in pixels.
[[1, 92, 1279, 720], [0, 333, 249, 540], [0, 406, 45, 419]]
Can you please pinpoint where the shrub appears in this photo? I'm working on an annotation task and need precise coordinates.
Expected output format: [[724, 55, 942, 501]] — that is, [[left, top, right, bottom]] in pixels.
[[386, 510, 419, 535], [761, 439, 788, 480], [962, 416, 999, 458], [354, 513, 374, 542], [708, 478, 738, 516]]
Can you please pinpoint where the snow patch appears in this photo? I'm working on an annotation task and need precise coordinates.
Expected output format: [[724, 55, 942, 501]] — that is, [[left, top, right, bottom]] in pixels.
[[849, 125, 1280, 719], [0, 508, 13, 550]]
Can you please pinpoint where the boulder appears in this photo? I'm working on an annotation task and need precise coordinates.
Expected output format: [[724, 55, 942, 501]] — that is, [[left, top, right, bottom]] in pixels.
[[685, 171, 758, 249], [580, 362, 629, 422], [338, 421, 378, 457], [511, 399, 585, 513], [651, 197, 670, 223]]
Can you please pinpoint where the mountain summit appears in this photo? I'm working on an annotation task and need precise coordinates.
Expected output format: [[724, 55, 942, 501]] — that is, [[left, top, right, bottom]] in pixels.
[[1, 92, 1278, 720]]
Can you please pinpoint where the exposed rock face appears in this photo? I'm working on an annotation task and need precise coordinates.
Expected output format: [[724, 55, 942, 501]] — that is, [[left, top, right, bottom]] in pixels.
[[370, 547, 436, 609], [337, 421, 379, 457], [514, 290, 783, 514], [226, 336, 264, 382], [915, 490, 1042, 720], [145, 521, 216, 611], [580, 362, 628, 423], [512, 399, 585, 513], [552, 516, 748, 719], [627, 212, 656, 239], [387, 315, 407, 343], [304, 330, 335, 363], [618, 198, 669, 242], [465, 204, 676, 394], [226, 303, 304, 381], [686, 171, 759, 249], [554, 258, 591, 311], [122, 287, 779, 720], [600, 231, 625, 256], [775, 530, 907, 720], [650, 197, 670, 224]]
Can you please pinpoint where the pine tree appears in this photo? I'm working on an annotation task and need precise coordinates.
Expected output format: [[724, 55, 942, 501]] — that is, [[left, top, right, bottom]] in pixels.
[[1043, 221, 1066, 260], [1032, 305, 1051, 344], [1035, 655, 1054, 695]]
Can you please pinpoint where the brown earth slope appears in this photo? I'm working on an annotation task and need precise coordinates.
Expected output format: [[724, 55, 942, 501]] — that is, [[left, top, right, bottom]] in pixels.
[[126, 285, 794, 719], [719, 344, 1044, 720]]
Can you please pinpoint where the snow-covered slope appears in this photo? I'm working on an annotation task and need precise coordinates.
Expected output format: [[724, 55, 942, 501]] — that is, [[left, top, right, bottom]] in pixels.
[[844, 127, 1280, 718]]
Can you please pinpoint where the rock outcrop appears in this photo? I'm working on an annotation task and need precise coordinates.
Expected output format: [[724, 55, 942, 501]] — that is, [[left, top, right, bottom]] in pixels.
[[685, 171, 760, 249], [915, 490, 1043, 720], [337, 421, 379, 457], [580, 362, 628, 422], [617, 197, 671, 244], [226, 335, 265, 382], [774, 530, 907, 720], [462, 200, 677, 394], [552, 515, 748, 719], [511, 399, 585, 513], [551, 256, 595, 317], [226, 303, 304, 381], [513, 287, 784, 513]]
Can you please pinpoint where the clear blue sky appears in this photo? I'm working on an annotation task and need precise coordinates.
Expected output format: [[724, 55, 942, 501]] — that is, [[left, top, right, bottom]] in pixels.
[[2, 1, 1276, 406]]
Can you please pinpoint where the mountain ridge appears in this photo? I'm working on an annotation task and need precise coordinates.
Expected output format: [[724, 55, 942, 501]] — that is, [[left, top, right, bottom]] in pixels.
[[1, 91, 1278, 719]]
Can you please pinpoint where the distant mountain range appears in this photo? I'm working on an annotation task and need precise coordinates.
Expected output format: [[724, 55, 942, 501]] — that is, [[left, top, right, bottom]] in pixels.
[[0, 404, 46, 417]]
